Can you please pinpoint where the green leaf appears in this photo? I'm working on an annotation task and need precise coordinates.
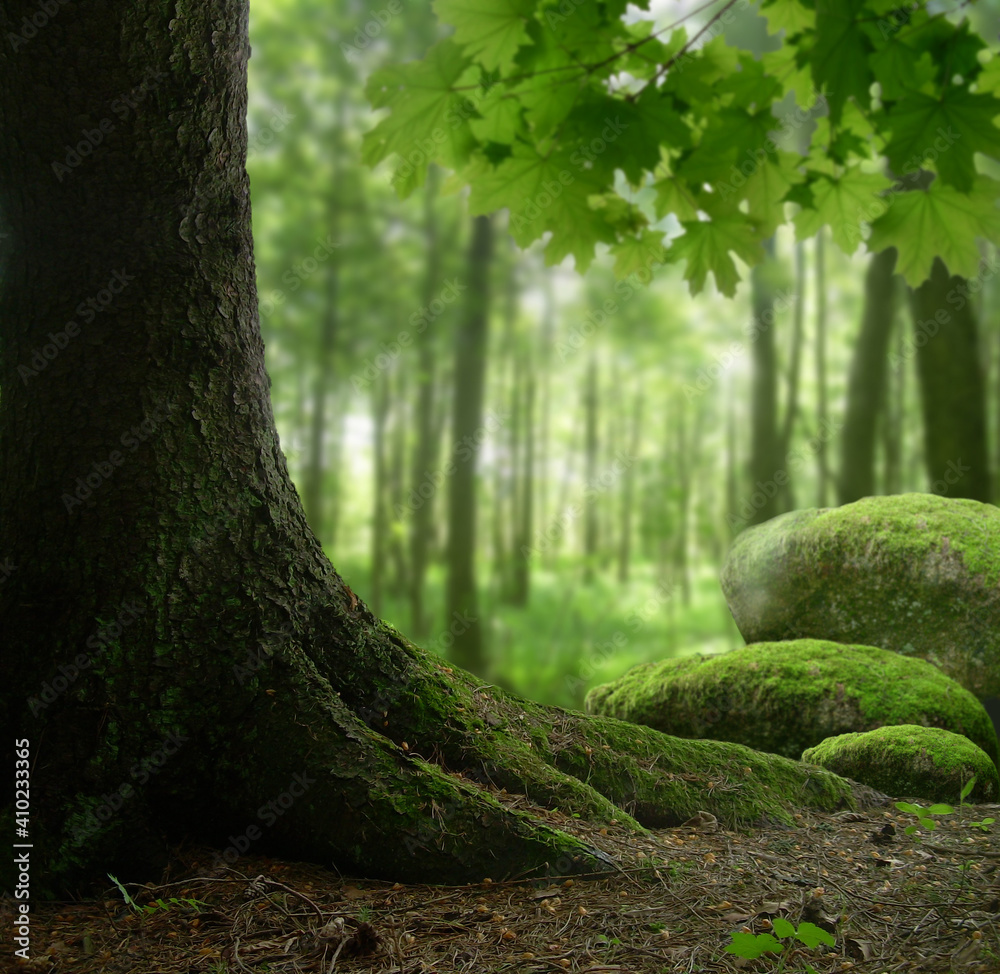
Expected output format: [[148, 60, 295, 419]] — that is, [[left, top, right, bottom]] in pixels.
[[772, 917, 796, 938], [433, 0, 535, 72], [745, 155, 799, 236], [725, 932, 784, 958], [362, 39, 477, 195], [567, 87, 691, 185], [467, 144, 616, 271], [793, 169, 894, 255], [760, 0, 814, 36], [652, 175, 699, 221], [610, 230, 667, 278], [926, 804, 955, 816], [883, 88, 1000, 192], [812, 0, 872, 124], [511, 25, 588, 137], [869, 39, 936, 101], [666, 215, 765, 297], [961, 777, 978, 800], [795, 922, 837, 949], [469, 93, 522, 143]]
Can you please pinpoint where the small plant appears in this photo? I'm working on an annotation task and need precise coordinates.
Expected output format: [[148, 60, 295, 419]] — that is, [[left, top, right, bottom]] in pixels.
[[108, 873, 206, 917], [724, 918, 834, 972], [958, 775, 995, 833], [893, 799, 954, 839], [895, 776, 996, 839]]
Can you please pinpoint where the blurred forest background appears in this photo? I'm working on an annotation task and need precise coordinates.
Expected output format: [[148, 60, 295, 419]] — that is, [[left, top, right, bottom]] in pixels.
[[246, 0, 1000, 710]]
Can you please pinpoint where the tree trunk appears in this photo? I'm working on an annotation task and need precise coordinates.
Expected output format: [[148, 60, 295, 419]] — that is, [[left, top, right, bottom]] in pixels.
[[510, 348, 535, 606], [748, 238, 781, 525], [371, 372, 391, 617], [837, 248, 898, 504], [617, 389, 642, 584], [778, 240, 805, 512], [407, 168, 441, 637], [908, 257, 992, 501], [583, 355, 599, 584], [815, 230, 831, 506], [387, 369, 410, 599], [302, 149, 341, 545], [0, 0, 873, 896], [882, 289, 904, 496], [445, 215, 493, 674]]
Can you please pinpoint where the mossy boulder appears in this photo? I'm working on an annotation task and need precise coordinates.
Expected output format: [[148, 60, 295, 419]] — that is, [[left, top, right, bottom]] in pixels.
[[801, 724, 999, 803], [720, 494, 1000, 697], [584, 640, 999, 767]]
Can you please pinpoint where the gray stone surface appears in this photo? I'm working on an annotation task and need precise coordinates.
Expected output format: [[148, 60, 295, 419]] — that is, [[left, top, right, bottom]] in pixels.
[[720, 494, 1000, 697]]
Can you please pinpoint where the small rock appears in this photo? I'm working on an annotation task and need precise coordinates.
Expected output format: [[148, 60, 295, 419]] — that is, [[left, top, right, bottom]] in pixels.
[[801, 724, 999, 802]]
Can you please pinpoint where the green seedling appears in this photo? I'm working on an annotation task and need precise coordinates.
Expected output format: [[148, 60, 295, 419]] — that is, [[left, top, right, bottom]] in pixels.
[[958, 775, 995, 833], [893, 799, 954, 839], [724, 917, 834, 971], [108, 873, 206, 917]]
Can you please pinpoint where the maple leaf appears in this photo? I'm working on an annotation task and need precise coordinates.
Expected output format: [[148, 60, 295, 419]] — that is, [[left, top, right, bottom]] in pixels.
[[883, 88, 1000, 192], [467, 145, 617, 271], [433, 0, 535, 73], [812, 0, 873, 123], [362, 39, 477, 195], [794, 169, 895, 255], [867, 177, 1000, 286], [610, 231, 667, 279], [665, 216, 765, 297]]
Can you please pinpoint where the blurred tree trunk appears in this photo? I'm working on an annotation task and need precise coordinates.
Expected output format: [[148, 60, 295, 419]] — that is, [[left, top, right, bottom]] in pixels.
[[510, 346, 535, 606], [370, 372, 391, 616], [302, 260, 340, 544], [537, 277, 555, 568], [446, 215, 493, 674], [778, 240, 805, 512], [882, 288, 904, 495], [583, 354, 599, 584], [673, 396, 695, 606], [725, 376, 739, 535], [617, 388, 642, 584], [407, 166, 441, 637], [748, 237, 780, 525], [303, 170, 341, 544], [909, 257, 991, 501], [838, 247, 898, 504], [327, 399, 345, 552], [815, 230, 831, 506], [387, 370, 409, 599]]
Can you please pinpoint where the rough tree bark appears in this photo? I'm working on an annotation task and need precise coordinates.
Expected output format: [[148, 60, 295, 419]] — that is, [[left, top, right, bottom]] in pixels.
[[0, 0, 874, 896]]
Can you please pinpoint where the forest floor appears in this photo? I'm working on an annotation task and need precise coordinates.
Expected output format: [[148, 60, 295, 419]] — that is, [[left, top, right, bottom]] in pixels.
[[5, 793, 1000, 974]]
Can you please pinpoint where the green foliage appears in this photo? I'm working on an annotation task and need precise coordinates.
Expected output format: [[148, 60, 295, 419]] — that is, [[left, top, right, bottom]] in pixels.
[[894, 799, 955, 838], [108, 874, 205, 918], [364, 0, 1000, 294], [724, 917, 835, 966], [896, 776, 998, 838], [959, 775, 996, 832]]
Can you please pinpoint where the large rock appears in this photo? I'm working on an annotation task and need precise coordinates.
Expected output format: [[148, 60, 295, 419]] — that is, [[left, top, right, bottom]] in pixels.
[[583, 640, 999, 766], [720, 494, 1000, 697], [802, 724, 999, 803]]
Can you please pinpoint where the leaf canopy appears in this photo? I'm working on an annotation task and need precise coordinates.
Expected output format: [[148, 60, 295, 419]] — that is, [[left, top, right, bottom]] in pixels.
[[364, 0, 1000, 294]]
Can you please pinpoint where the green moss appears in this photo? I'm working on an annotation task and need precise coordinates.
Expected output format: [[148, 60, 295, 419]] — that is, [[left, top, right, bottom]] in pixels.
[[586, 640, 999, 767], [802, 724, 1000, 803], [721, 494, 1000, 697]]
